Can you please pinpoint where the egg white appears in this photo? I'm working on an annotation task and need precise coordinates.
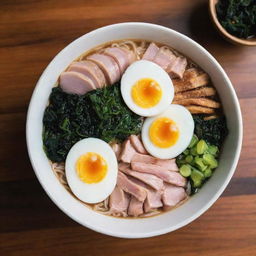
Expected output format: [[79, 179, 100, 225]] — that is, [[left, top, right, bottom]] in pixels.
[[142, 104, 194, 159], [121, 60, 174, 117], [65, 138, 118, 204]]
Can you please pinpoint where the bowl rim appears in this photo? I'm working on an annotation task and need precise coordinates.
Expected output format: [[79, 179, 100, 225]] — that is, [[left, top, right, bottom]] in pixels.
[[209, 0, 256, 46], [26, 22, 243, 238]]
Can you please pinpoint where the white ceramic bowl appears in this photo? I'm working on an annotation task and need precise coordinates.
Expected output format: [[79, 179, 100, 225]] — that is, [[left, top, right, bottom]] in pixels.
[[26, 22, 243, 238]]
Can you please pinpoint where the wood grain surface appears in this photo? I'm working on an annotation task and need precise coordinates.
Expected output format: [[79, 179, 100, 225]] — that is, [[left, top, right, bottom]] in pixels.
[[0, 0, 255, 255]]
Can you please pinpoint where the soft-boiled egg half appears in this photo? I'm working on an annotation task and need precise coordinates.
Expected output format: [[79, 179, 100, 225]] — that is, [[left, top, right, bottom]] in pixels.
[[121, 60, 174, 116], [65, 138, 118, 204], [142, 104, 194, 159]]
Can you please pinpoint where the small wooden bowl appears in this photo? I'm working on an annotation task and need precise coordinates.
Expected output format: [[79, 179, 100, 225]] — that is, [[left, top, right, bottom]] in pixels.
[[209, 0, 256, 46]]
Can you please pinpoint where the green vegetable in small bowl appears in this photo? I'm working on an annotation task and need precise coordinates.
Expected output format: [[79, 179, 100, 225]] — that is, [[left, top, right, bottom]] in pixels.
[[216, 0, 256, 39]]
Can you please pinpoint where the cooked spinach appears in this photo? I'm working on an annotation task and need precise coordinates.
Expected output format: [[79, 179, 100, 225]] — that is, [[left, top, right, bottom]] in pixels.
[[216, 0, 256, 38], [43, 83, 143, 162], [193, 115, 228, 147], [88, 82, 143, 142]]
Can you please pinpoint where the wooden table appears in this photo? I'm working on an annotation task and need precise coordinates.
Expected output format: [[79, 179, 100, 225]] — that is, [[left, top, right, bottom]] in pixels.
[[1, 0, 255, 255]]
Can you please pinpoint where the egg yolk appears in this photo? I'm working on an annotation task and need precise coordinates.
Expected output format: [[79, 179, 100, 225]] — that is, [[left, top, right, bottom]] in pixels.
[[76, 152, 107, 184], [149, 117, 179, 148], [131, 78, 162, 108]]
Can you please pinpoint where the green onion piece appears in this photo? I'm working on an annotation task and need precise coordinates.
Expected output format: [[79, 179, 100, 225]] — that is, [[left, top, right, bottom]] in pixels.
[[190, 147, 198, 156], [194, 157, 208, 172], [176, 158, 187, 166], [207, 145, 219, 156], [183, 149, 190, 156], [191, 169, 204, 187], [204, 168, 213, 178], [179, 164, 192, 177], [188, 134, 199, 148], [196, 140, 208, 155], [203, 154, 218, 169], [185, 155, 193, 164]]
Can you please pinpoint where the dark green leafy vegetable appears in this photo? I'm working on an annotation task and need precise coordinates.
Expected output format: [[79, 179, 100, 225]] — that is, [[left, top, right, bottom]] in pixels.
[[43, 83, 143, 162], [216, 0, 256, 38], [88, 83, 143, 142], [193, 115, 228, 147], [188, 134, 199, 148]]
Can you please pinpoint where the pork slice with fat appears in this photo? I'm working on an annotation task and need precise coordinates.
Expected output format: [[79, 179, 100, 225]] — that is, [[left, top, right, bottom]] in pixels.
[[119, 139, 136, 163], [129, 135, 148, 154], [131, 162, 186, 187], [117, 172, 147, 202], [142, 42, 159, 61], [131, 152, 178, 171], [59, 71, 96, 95], [128, 196, 144, 217], [104, 47, 135, 73], [144, 189, 163, 213], [153, 47, 176, 70], [119, 167, 164, 191], [167, 57, 187, 79], [87, 53, 121, 85], [121, 47, 136, 63], [130, 177, 163, 213], [68, 60, 106, 88], [109, 186, 130, 214], [162, 183, 187, 210]]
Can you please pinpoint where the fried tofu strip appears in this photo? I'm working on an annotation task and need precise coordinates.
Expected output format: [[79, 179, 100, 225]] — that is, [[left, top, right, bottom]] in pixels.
[[174, 73, 210, 93], [185, 105, 216, 114], [174, 87, 216, 100], [173, 68, 197, 83], [173, 98, 220, 108], [173, 69, 197, 88], [180, 68, 200, 80], [184, 68, 199, 78]]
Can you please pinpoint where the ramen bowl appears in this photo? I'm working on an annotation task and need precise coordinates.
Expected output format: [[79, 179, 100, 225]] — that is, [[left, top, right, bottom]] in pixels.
[[26, 22, 242, 238]]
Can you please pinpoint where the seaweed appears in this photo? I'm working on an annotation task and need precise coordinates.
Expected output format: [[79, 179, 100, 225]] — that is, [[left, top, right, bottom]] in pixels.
[[216, 0, 256, 38], [193, 115, 228, 147], [43, 83, 143, 162]]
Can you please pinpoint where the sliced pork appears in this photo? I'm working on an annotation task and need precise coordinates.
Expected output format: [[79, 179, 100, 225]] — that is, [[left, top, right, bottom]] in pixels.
[[131, 177, 163, 213], [129, 135, 148, 154], [131, 152, 178, 171], [142, 42, 159, 61], [118, 162, 130, 170], [143, 43, 187, 79], [144, 189, 163, 213], [109, 186, 130, 215], [59, 71, 96, 95], [68, 61, 106, 88], [153, 47, 176, 70], [119, 167, 164, 191], [128, 196, 144, 217], [87, 53, 121, 85], [167, 57, 187, 79], [119, 139, 136, 163], [121, 47, 136, 63], [117, 172, 147, 202], [131, 162, 186, 187], [162, 183, 187, 210], [104, 47, 135, 73]]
